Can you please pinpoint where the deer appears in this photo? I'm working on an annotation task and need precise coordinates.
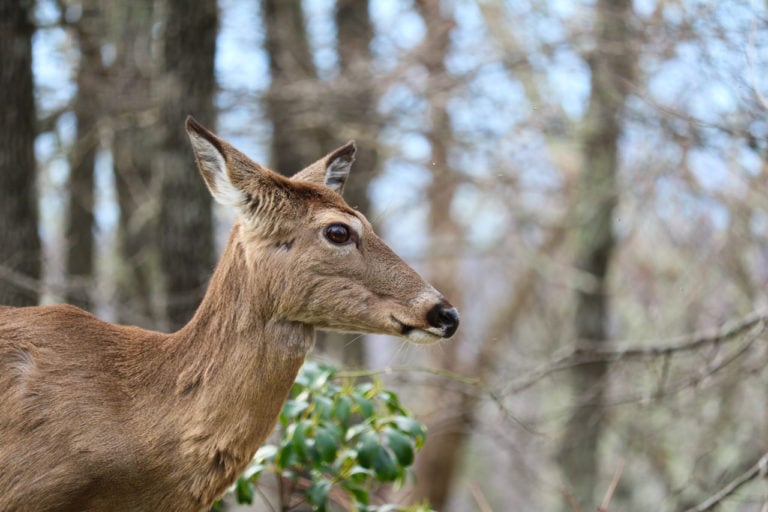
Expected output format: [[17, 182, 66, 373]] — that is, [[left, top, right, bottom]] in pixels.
[[0, 117, 459, 511]]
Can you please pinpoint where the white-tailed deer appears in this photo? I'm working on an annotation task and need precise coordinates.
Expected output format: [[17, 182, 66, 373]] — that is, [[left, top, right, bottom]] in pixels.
[[0, 117, 458, 511]]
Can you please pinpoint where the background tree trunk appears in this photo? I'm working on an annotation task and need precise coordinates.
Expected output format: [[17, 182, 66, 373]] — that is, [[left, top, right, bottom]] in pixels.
[[0, 0, 41, 307], [110, 0, 159, 328], [65, 0, 104, 311], [557, 0, 637, 507], [158, 0, 218, 331], [263, 0, 329, 174], [333, 0, 379, 367], [411, 1, 466, 509]]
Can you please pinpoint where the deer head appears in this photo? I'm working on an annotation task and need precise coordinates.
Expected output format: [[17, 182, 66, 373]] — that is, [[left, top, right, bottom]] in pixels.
[[185, 116, 459, 344]]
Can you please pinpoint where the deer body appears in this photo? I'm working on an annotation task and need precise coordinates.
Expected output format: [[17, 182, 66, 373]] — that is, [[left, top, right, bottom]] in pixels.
[[0, 119, 458, 511]]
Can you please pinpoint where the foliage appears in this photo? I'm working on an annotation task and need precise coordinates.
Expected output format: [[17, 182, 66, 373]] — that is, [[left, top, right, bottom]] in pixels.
[[216, 361, 433, 512]]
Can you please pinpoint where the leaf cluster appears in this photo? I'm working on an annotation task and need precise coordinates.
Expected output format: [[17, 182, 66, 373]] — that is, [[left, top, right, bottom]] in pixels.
[[218, 361, 432, 512]]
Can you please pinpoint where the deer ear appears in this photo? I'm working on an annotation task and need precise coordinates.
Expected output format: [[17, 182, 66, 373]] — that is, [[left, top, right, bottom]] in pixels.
[[292, 141, 356, 195], [185, 116, 248, 207]]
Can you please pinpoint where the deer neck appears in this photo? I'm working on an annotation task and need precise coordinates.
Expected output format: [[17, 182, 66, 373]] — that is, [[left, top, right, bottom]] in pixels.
[[153, 223, 312, 489]]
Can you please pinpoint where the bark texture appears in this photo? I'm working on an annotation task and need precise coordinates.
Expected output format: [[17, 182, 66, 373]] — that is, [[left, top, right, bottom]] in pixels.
[[410, 1, 466, 509], [332, 0, 379, 367], [0, 0, 41, 307], [110, 0, 159, 327], [65, 0, 104, 311], [158, 0, 218, 331], [557, 0, 637, 507], [263, 0, 330, 174]]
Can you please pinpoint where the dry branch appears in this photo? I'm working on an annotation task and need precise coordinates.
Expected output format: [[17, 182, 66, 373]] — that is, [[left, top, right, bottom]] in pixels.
[[683, 452, 768, 512], [508, 310, 768, 393]]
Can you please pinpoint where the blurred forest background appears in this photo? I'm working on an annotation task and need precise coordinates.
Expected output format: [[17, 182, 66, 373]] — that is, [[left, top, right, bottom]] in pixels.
[[1, 0, 768, 510]]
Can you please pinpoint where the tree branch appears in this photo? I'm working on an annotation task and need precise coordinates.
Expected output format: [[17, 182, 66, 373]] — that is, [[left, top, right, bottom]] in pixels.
[[508, 310, 768, 393], [683, 452, 768, 512]]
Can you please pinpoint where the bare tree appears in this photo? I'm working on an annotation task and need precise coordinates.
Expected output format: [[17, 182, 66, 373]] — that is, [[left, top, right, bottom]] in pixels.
[[158, 0, 218, 330], [411, 1, 466, 509], [0, 0, 41, 307], [263, 0, 329, 174], [557, 0, 638, 506], [332, 0, 380, 367], [65, 0, 104, 311], [109, 0, 159, 327]]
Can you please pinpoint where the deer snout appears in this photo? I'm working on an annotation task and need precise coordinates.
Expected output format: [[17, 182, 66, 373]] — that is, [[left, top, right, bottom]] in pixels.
[[426, 303, 460, 339]]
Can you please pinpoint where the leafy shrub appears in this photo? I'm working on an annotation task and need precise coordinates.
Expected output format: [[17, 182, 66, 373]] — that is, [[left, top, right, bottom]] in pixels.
[[216, 361, 433, 512]]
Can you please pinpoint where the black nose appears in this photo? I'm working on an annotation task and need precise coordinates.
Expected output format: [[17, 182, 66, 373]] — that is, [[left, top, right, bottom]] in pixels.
[[426, 303, 460, 338]]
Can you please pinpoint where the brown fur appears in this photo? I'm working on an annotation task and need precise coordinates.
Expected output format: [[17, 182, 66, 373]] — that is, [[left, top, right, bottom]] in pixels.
[[0, 119, 456, 511]]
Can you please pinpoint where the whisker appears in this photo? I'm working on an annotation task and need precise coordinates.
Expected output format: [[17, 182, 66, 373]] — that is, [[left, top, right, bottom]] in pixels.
[[343, 333, 365, 349]]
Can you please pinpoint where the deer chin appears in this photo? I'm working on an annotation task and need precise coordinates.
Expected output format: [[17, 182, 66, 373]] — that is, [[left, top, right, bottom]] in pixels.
[[403, 328, 443, 345], [389, 316, 444, 345]]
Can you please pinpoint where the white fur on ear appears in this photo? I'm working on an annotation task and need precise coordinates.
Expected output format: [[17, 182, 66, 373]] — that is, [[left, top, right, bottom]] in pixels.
[[324, 157, 351, 194], [187, 130, 247, 207], [323, 141, 356, 194]]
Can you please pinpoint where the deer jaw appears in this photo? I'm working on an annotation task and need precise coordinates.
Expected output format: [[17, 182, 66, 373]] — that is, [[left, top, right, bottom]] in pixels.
[[186, 116, 459, 345]]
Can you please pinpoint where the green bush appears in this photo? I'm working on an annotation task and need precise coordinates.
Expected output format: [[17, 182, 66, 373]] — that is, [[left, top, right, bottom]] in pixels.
[[216, 361, 433, 512]]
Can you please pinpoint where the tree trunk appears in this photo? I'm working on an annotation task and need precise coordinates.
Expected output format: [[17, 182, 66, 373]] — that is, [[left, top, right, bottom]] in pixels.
[[332, 0, 379, 367], [557, 0, 637, 507], [0, 0, 41, 307], [65, 0, 104, 311], [411, 2, 466, 509], [110, 0, 159, 328], [158, 0, 217, 331], [263, 0, 330, 174]]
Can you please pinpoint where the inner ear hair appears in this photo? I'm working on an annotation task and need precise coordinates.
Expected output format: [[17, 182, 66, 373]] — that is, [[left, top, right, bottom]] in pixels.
[[324, 141, 356, 194]]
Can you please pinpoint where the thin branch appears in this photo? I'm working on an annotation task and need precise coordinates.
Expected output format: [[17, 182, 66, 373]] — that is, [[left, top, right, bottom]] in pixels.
[[683, 452, 768, 512], [599, 460, 625, 512], [575, 310, 768, 360], [560, 486, 583, 512], [468, 482, 493, 512], [508, 310, 768, 393], [747, 18, 768, 111]]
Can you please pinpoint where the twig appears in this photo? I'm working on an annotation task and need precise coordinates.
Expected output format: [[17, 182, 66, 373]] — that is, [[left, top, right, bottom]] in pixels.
[[599, 460, 625, 512], [574, 311, 767, 361], [683, 452, 768, 512], [253, 482, 277, 512], [468, 482, 493, 512], [508, 310, 768, 393], [747, 18, 768, 111], [560, 486, 583, 512]]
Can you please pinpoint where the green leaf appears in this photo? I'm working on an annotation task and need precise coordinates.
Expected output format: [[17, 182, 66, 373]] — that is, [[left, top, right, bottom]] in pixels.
[[385, 428, 414, 466], [334, 395, 352, 425], [346, 485, 369, 506], [276, 440, 296, 468], [347, 464, 375, 483], [253, 444, 278, 464], [292, 419, 313, 460], [280, 399, 309, 425], [314, 395, 334, 420], [372, 446, 400, 482], [345, 423, 369, 442], [353, 393, 375, 419], [307, 477, 332, 510], [392, 417, 427, 447], [309, 367, 333, 390], [315, 425, 339, 463], [357, 432, 380, 469], [378, 390, 406, 415], [235, 477, 253, 504]]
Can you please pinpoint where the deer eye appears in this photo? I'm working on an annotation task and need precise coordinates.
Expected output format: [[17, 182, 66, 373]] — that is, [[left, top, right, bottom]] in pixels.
[[324, 223, 352, 245]]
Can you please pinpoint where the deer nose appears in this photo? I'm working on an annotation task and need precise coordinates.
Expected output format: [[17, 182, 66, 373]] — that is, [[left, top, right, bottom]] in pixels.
[[426, 303, 460, 338]]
